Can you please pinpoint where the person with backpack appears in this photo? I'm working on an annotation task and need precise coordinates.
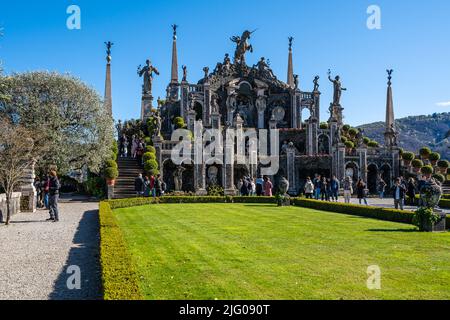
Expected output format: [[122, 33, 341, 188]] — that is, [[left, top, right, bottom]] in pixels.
[[303, 177, 314, 199], [47, 170, 61, 222], [356, 179, 368, 205], [255, 176, 264, 196]]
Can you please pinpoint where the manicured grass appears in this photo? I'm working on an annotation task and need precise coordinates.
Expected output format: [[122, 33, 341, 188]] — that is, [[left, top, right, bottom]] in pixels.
[[114, 203, 450, 300]]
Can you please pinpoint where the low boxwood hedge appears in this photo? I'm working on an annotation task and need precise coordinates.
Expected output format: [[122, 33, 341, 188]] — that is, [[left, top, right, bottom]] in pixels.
[[99, 202, 143, 300]]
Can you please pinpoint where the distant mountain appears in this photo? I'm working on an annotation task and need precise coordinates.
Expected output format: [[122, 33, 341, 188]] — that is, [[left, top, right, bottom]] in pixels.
[[358, 112, 450, 160]]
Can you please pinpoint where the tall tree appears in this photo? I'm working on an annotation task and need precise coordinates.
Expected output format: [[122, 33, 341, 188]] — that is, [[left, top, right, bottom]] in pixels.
[[0, 72, 114, 174], [0, 118, 44, 225]]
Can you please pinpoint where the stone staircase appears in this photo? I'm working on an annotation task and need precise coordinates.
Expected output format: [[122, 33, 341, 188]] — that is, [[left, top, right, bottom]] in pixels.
[[443, 180, 450, 195], [114, 157, 144, 199]]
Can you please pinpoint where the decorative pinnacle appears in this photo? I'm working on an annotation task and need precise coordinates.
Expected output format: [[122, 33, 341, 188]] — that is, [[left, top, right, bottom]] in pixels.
[[387, 69, 393, 86], [105, 41, 113, 63], [172, 24, 178, 39], [288, 36, 294, 50]]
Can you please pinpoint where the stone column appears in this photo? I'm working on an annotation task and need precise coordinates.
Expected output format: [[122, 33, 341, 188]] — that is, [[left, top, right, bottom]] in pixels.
[[286, 143, 296, 194], [224, 128, 236, 196], [291, 92, 298, 129], [358, 147, 368, 182], [211, 112, 221, 129], [187, 109, 196, 132], [337, 144, 346, 182], [141, 94, 153, 121], [307, 118, 318, 156], [203, 83, 211, 126], [256, 97, 267, 129], [180, 82, 189, 120], [153, 135, 163, 172], [392, 147, 400, 179]]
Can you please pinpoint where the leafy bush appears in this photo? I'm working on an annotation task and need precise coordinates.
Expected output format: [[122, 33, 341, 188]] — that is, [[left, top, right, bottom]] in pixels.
[[207, 184, 224, 196], [429, 152, 441, 162], [432, 174, 445, 183], [142, 152, 156, 162], [144, 159, 158, 173], [173, 117, 186, 129], [319, 122, 329, 129], [99, 202, 143, 300], [420, 165, 433, 175], [412, 207, 442, 231], [83, 175, 106, 198], [144, 136, 152, 145], [437, 160, 449, 168], [111, 141, 119, 160], [363, 137, 371, 145], [412, 159, 424, 168], [340, 136, 348, 143], [342, 124, 351, 132], [402, 152, 415, 161], [419, 147, 431, 159], [105, 167, 119, 179]]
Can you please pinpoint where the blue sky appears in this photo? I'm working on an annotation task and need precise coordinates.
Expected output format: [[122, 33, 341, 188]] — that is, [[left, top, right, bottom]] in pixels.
[[1, 0, 449, 125]]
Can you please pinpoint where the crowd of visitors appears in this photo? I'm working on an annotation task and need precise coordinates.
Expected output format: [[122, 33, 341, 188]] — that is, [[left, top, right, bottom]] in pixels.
[[134, 173, 166, 198], [119, 134, 145, 162], [33, 170, 61, 222], [237, 176, 273, 196]]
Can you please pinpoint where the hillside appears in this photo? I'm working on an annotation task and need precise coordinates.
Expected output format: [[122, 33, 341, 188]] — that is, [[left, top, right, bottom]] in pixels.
[[357, 112, 450, 159]]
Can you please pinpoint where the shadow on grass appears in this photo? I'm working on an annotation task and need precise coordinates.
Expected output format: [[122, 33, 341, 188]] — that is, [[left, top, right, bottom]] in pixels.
[[366, 228, 418, 233], [242, 204, 277, 207]]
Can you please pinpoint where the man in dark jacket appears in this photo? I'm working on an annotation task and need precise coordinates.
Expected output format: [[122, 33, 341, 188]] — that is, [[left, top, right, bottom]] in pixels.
[[392, 178, 407, 210], [155, 174, 162, 197], [47, 170, 61, 222], [135, 174, 144, 196]]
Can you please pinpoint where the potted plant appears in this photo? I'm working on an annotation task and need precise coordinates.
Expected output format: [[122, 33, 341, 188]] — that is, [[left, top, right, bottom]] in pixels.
[[420, 165, 434, 179], [413, 207, 443, 232], [367, 141, 379, 148], [402, 151, 415, 166], [419, 147, 431, 160], [429, 152, 441, 166], [105, 166, 119, 186], [412, 159, 424, 173], [437, 160, 449, 174]]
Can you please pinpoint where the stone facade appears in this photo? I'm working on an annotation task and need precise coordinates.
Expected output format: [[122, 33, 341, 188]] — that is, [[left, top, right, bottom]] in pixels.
[[151, 29, 399, 195], [0, 193, 21, 222]]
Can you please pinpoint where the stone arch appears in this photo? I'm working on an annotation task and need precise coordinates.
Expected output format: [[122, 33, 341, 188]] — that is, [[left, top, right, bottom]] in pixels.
[[300, 107, 311, 128], [318, 134, 330, 155], [367, 163, 378, 194], [345, 161, 359, 183], [193, 101, 203, 121], [380, 163, 392, 190]]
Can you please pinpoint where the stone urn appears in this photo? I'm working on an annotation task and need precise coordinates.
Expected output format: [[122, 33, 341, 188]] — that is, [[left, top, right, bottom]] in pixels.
[[418, 178, 446, 232], [277, 177, 291, 207]]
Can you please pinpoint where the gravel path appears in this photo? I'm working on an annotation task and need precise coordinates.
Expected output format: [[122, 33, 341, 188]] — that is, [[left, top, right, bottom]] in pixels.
[[0, 199, 101, 300]]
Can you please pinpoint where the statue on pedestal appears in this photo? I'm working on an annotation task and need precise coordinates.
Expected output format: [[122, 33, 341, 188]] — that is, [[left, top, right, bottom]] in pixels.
[[313, 76, 320, 92], [173, 166, 186, 192], [328, 69, 346, 105], [138, 60, 160, 95], [230, 30, 255, 65]]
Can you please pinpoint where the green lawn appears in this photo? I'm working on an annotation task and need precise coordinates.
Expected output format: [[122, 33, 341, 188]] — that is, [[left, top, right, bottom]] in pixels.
[[114, 203, 450, 300]]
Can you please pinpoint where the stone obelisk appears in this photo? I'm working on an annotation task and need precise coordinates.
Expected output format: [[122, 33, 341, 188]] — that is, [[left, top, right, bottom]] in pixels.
[[287, 37, 295, 89], [104, 41, 113, 117]]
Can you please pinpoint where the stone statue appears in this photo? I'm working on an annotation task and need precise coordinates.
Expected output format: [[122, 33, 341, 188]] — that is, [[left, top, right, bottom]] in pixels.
[[420, 177, 442, 209], [279, 177, 290, 196], [293, 74, 299, 89], [154, 110, 162, 137], [230, 30, 255, 65], [203, 66, 209, 79], [182, 65, 187, 82], [328, 70, 346, 105], [333, 126, 342, 145], [207, 166, 218, 186], [255, 57, 276, 79], [313, 76, 320, 91], [137, 60, 160, 95], [211, 94, 220, 113], [173, 166, 186, 192], [105, 41, 113, 63]]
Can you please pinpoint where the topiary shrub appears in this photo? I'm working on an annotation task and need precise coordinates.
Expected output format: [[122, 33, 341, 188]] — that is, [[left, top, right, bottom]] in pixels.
[[320, 122, 329, 129], [429, 152, 441, 162], [420, 165, 433, 175], [105, 167, 119, 179], [363, 137, 371, 145], [342, 124, 351, 132], [348, 128, 358, 137], [144, 159, 159, 174], [419, 147, 432, 159], [432, 174, 445, 184], [145, 145, 156, 154], [402, 152, 415, 161], [105, 159, 118, 169], [173, 117, 186, 129], [144, 136, 152, 145], [412, 159, 424, 169], [345, 141, 355, 149], [437, 160, 449, 169], [367, 141, 379, 148], [340, 136, 348, 143], [142, 152, 156, 162]]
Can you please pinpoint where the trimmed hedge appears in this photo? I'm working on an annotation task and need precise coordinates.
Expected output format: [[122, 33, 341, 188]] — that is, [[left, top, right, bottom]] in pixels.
[[440, 199, 450, 209], [99, 202, 143, 300], [292, 198, 414, 224]]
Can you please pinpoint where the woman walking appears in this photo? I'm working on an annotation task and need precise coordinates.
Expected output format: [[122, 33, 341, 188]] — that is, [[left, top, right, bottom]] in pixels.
[[356, 179, 368, 205], [264, 176, 273, 197], [304, 177, 314, 199], [343, 176, 353, 204], [406, 178, 416, 206]]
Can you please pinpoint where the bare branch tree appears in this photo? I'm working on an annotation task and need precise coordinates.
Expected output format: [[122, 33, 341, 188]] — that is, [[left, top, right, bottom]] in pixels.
[[0, 117, 43, 225]]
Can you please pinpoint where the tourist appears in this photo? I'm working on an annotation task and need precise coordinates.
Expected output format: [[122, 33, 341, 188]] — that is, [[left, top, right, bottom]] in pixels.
[[304, 177, 314, 199], [406, 177, 417, 206], [356, 179, 368, 205], [134, 173, 144, 197], [256, 175, 264, 196], [343, 176, 353, 203], [240, 178, 249, 196], [155, 174, 162, 197], [47, 170, 61, 222], [161, 180, 166, 196], [330, 176, 340, 202], [136, 139, 144, 163], [122, 136, 129, 157], [392, 178, 407, 210], [131, 135, 139, 158], [237, 179, 244, 195], [150, 175, 156, 197], [43, 174, 50, 209], [264, 176, 273, 197], [377, 178, 387, 199], [320, 177, 328, 201], [250, 178, 256, 196], [34, 177, 42, 209], [417, 175, 426, 207], [143, 176, 151, 197], [313, 174, 321, 200]]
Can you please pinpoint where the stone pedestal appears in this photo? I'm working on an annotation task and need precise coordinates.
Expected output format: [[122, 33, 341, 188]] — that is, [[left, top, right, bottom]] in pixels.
[[20, 164, 36, 213], [107, 185, 114, 200], [141, 94, 154, 121]]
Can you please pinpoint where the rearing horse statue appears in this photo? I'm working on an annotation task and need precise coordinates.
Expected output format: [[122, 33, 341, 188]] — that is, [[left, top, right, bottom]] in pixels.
[[230, 30, 255, 65]]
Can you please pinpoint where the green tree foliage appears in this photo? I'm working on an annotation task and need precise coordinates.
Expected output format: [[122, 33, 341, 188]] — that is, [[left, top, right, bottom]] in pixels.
[[0, 72, 114, 174]]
